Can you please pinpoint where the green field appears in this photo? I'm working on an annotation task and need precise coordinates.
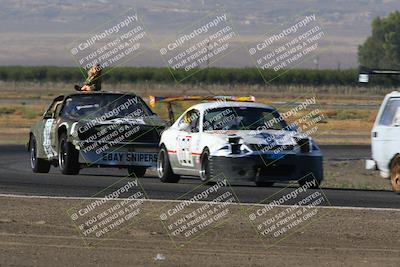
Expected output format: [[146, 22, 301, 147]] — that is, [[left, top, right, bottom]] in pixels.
[[1, 66, 399, 87]]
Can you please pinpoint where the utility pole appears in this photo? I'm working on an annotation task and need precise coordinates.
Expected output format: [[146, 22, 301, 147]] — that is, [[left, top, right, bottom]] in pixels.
[[206, 41, 210, 68], [314, 56, 319, 70]]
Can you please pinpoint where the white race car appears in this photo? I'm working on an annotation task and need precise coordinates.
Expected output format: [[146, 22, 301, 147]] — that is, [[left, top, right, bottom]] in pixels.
[[155, 97, 323, 187]]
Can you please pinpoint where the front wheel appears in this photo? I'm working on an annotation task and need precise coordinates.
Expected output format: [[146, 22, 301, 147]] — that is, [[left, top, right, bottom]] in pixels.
[[127, 166, 147, 178], [157, 146, 180, 183], [58, 133, 79, 175], [390, 155, 400, 193], [200, 149, 212, 183], [30, 135, 51, 173]]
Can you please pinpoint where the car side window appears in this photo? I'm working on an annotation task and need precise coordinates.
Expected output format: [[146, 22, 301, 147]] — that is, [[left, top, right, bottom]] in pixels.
[[177, 109, 200, 132], [43, 102, 57, 119], [379, 98, 400, 126], [43, 96, 64, 119], [53, 102, 63, 118]]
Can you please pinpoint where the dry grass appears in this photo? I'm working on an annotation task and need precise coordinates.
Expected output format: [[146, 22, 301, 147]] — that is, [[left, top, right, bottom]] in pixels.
[[0, 81, 385, 145]]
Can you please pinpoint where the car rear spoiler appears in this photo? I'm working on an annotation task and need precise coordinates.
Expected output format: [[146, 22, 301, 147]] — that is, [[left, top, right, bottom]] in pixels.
[[148, 95, 256, 125], [359, 66, 400, 83]]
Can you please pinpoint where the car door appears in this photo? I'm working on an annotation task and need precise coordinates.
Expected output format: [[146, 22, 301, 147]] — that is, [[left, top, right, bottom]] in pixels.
[[175, 109, 201, 172], [41, 96, 64, 159], [372, 96, 400, 172], [50, 100, 65, 153]]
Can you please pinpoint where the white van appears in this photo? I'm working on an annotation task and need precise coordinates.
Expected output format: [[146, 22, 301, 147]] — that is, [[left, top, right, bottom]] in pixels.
[[366, 91, 400, 193]]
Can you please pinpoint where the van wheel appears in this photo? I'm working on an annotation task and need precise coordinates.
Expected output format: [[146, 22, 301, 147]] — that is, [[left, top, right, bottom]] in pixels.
[[58, 133, 79, 175], [157, 146, 180, 183], [30, 135, 51, 173], [390, 155, 400, 193], [127, 166, 147, 178]]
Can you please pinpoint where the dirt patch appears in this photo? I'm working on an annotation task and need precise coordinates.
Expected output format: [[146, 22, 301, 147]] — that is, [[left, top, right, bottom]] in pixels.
[[323, 160, 391, 190], [0, 196, 399, 266]]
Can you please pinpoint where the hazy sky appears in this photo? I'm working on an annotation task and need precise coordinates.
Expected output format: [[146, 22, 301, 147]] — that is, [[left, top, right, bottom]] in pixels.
[[0, 0, 399, 69]]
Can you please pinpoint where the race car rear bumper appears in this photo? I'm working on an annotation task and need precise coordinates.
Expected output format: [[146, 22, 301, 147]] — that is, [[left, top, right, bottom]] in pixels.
[[77, 142, 159, 167], [210, 153, 323, 183]]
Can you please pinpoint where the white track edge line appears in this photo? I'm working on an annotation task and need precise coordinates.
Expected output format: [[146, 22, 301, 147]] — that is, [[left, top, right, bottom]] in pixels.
[[0, 193, 399, 212]]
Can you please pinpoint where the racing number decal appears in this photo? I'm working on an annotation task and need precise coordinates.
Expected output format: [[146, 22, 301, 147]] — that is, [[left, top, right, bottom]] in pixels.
[[177, 135, 193, 167], [43, 119, 57, 159]]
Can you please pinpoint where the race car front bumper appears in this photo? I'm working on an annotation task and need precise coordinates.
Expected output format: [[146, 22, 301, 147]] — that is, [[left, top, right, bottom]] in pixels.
[[210, 152, 323, 183]]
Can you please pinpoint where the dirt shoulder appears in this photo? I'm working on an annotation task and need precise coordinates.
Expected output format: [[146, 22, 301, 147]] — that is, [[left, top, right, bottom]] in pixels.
[[0, 196, 399, 266]]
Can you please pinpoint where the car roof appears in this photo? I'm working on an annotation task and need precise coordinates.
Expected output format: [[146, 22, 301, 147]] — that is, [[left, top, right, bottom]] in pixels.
[[387, 91, 400, 97], [188, 101, 275, 112], [53, 91, 138, 100], [64, 91, 137, 97]]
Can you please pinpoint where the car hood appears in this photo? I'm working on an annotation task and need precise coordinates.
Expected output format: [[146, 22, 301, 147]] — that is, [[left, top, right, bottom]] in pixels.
[[205, 129, 301, 146], [78, 115, 166, 127]]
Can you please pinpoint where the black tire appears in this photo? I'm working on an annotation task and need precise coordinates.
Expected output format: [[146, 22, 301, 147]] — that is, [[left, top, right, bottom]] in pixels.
[[157, 146, 180, 183], [298, 176, 321, 189], [200, 148, 212, 183], [390, 155, 400, 194], [58, 132, 79, 175], [30, 135, 51, 173], [255, 181, 274, 187], [127, 166, 147, 178]]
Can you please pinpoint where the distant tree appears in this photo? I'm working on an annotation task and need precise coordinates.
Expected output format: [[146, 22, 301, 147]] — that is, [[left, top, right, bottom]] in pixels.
[[359, 11, 400, 69]]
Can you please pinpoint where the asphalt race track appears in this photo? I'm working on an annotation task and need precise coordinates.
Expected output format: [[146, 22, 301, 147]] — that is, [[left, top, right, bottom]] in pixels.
[[0, 144, 398, 209]]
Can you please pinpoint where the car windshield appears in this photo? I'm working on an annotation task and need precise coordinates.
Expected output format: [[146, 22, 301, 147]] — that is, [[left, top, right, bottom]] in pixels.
[[203, 106, 286, 131], [61, 94, 154, 120]]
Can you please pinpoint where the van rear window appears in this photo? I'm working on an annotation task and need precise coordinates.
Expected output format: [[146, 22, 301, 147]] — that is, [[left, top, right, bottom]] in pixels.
[[379, 98, 400, 126]]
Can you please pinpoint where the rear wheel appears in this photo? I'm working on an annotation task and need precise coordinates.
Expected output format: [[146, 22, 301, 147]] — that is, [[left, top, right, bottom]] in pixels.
[[200, 149, 212, 183], [58, 133, 79, 175], [157, 146, 180, 183], [30, 135, 51, 173], [127, 166, 147, 178], [390, 155, 400, 193], [255, 181, 274, 187]]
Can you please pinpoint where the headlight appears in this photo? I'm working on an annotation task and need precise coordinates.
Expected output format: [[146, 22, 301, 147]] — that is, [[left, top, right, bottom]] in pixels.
[[296, 137, 312, 153], [239, 144, 251, 154]]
